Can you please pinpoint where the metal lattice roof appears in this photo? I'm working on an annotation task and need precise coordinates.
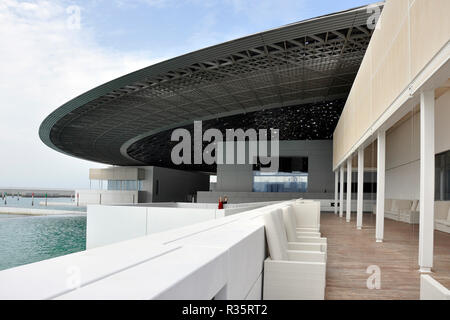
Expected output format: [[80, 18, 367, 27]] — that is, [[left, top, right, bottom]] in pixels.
[[127, 99, 345, 172], [39, 3, 383, 166]]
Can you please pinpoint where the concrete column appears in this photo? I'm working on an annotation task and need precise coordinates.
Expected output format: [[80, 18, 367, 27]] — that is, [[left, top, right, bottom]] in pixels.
[[439, 157, 445, 201], [339, 165, 344, 218], [357, 148, 364, 230], [419, 90, 435, 273], [334, 170, 339, 214], [375, 130, 385, 242], [346, 157, 352, 222]]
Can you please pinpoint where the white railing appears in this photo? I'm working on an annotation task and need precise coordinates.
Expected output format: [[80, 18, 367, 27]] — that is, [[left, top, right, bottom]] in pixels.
[[420, 275, 450, 300], [86, 201, 276, 249], [0, 201, 290, 299], [0, 199, 326, 300]]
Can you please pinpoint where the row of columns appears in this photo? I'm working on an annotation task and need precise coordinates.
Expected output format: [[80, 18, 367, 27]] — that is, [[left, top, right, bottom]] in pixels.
[[333, 148, 366, 227], [333, 90, 435, 272]]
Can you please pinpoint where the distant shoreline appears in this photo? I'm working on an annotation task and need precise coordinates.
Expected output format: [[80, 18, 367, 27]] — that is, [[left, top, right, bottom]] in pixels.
[[0, 188, 74, 198], [0, 207, 85, 216]]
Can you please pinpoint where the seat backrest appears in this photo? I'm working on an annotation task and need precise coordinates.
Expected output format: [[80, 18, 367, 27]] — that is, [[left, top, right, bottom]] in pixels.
[[385, 199, 393, 210], [435, 201, 450, 220], [281, 205, 297, 242], [272, 209, 289, 249], [393, 199, 412, 211], [263, 208, 289, 261], [291, 202, 320, 228], [411, 200, 419, 211]]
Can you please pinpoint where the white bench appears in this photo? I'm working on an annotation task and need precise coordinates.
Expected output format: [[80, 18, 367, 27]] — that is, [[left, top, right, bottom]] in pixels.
[[262, 207, 326, 300], [372, 199, 420, 224], [291, 200, 321, 231], [435, 201, 450, 233], [281, 205, 327, 251], [372, 200, 450, 233]]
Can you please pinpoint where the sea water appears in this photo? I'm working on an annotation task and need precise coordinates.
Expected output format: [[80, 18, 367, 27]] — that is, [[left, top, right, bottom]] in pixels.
[[0, 214, 86, 271]]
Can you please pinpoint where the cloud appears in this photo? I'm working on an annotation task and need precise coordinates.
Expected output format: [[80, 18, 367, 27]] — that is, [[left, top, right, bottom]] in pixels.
[[0, 0, 311, 190], [0, 0, 163, 189]]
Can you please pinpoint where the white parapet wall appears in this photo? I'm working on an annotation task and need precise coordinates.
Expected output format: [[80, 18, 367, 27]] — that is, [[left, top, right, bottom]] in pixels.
[[86, 201, 275, 249], [0, 200, 326, 300], [86, 204, 223, 249], [420, 275, 450, 300], [75, 189, 139, 206], [0, 201, 294, 300]]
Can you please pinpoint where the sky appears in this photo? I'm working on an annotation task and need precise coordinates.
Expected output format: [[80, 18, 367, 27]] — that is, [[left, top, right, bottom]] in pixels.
[[0, 0, 375, 189]]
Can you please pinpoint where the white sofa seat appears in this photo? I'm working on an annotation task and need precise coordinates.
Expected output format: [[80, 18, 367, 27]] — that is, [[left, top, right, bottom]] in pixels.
[[296, 231, 321, 238], [435, 201, 450, 233], [281, 205, 327, 251], [398, 210, 420, 224], [263, 208, 325, 260], [264, 257, 326, 300], [373, 199, 450, 232], [295, 236, 327, 244], [292, 201, 321, 230], [288, 242, 326, 252], [372, 199, 392, 215], [373, 199, 420, 224], [387, 199, 412, 220], [286, 250, 326, 263], [263, 258, 326, 300], [262, 209, 326, 300], [435, 219, 450, 226], [296, 227, 320, 233]]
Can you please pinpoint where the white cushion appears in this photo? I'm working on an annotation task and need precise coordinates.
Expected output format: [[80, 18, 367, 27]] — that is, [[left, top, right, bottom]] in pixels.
[[447, 207, 450, 222], [281, 205, 297, 242], [391, 200, 399, 211], [272, 209, 289, 249], [291, 202, 320, 228], [436, 219, 450, 227], [392, 200, 412, 211], [385, 199, 393, 211], [263, 209, 288, 261], [411, 200, 418, 211]]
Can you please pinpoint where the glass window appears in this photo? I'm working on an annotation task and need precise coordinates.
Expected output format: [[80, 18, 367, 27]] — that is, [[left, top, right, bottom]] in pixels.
[[253, 156, 308, 193], [107, 180, 139, 191], [436, 150, 450, 200], [253, 171, 308, 193]]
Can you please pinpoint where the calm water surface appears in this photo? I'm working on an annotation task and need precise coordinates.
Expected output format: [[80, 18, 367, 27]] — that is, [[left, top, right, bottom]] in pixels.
[[0, 214, 86, 271]]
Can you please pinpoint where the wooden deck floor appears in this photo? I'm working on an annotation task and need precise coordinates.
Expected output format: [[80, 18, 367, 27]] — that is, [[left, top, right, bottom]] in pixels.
[[321, 212, 450, 300]]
